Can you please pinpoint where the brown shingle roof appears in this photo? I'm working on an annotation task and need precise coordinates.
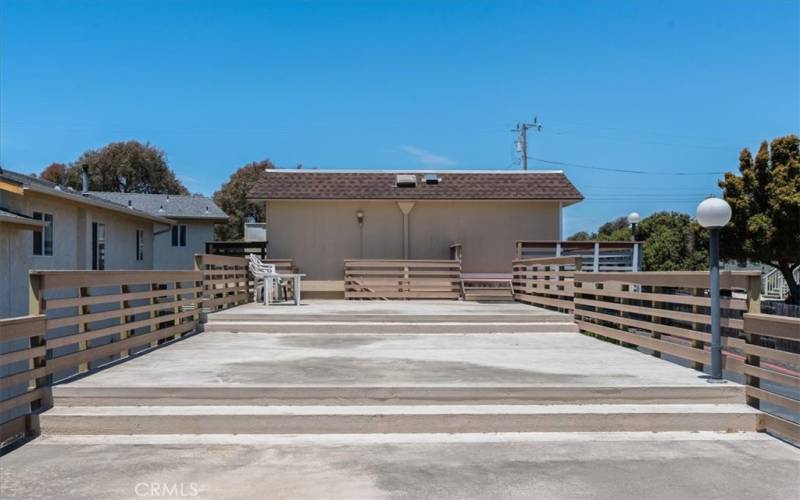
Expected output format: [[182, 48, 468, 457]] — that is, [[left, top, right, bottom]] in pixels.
[[247, 170, 583, 204]]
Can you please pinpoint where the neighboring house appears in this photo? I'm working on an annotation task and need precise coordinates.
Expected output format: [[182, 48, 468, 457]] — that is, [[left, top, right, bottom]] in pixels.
[[247, 170, 583, 279], [0, 168, 173, 318], [89, 192, 229, 269]]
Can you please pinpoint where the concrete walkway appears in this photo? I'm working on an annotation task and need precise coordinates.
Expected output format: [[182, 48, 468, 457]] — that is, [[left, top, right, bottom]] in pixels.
[[2, 433, 798, 499]]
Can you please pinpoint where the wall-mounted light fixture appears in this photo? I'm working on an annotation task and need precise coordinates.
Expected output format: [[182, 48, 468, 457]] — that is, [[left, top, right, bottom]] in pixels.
[[356, 210, 364, 225]]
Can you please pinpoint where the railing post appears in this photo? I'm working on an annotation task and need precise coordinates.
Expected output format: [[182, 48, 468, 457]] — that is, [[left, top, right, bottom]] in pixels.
[[744, 274, 763, 408], [593, 242, 600, 272]]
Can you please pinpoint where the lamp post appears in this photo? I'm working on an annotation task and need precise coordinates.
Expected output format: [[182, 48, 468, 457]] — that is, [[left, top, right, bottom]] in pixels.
[[627, 212, 641, 241], [696, 196, 732, 382]]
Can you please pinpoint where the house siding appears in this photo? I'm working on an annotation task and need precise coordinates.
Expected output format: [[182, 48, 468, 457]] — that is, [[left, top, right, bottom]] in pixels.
[[154, 220, 215, 269], [265, 200, 560, 280], [0, 191, 155, 318]]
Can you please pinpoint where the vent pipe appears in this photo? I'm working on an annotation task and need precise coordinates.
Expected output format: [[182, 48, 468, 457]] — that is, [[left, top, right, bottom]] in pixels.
[[81, 164, 90, 195]]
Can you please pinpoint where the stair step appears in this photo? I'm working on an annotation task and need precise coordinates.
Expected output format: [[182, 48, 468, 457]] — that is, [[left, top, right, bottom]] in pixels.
[[52, 385, 747, 407], [40, 404, 762, 435], [204, 321, 578, 333]]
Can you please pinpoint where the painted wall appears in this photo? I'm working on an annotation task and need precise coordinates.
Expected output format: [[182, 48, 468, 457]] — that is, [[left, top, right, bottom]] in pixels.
[[0, 191, 155, 318], [265, 200, 560, 280], [154, 220, 215, 269]]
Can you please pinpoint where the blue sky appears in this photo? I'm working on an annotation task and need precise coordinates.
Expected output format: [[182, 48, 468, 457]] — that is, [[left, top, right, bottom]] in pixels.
[[1, 0, 797, 235]]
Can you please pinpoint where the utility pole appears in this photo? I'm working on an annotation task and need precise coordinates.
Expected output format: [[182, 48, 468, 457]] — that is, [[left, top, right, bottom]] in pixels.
[[513, 117, 543, 170]]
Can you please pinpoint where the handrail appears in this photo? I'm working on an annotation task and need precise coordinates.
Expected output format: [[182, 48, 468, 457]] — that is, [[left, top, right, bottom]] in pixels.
[[512, 265, 799, 441], [345, 259, 461, 300]]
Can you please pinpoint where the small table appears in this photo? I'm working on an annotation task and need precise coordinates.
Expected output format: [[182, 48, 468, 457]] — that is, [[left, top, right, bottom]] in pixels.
[[264, 273, 306, 306]]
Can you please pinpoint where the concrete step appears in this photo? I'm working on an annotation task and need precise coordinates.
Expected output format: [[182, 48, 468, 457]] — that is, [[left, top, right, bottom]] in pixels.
[[40, 404, 763, 435], [204, 320, 579, 333], [206, 312, 569, 323], [52, 385, 747, 407]]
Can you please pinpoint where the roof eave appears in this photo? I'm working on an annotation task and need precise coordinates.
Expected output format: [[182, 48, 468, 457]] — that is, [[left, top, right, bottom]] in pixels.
[[248, 196, 584, 203], [0, 213, 46, 231]]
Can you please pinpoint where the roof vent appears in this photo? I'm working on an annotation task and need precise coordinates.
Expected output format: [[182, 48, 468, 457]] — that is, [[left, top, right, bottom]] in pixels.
[[128, 200, 133, 209], [424, 174, 441, 185], [396, 174, 417, 188], [158, 205, 165, 213]]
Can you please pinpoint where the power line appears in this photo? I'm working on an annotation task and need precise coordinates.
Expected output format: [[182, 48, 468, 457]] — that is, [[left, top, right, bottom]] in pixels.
[[529, 156, 726, 176]]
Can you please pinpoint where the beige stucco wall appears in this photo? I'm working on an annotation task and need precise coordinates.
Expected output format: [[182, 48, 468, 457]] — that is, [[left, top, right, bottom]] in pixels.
[[0, 191, 155, 318], [265, 200, 560, 279]]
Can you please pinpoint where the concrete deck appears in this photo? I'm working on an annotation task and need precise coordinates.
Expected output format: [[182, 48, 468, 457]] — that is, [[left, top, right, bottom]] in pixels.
[[58, 331, 718, 389], [4, 301, 796, 498], [2, 432, 798, 499]]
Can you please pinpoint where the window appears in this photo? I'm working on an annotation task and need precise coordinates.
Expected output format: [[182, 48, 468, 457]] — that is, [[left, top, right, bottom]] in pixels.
[[92, 222, 106, 270], [171, 224, 187, 247], [136, 229, 144, 261], [32, 212, 53, 256]]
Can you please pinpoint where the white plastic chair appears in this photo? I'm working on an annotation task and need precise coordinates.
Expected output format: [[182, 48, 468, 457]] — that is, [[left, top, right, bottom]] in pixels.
[[249, 254, 286, 303]]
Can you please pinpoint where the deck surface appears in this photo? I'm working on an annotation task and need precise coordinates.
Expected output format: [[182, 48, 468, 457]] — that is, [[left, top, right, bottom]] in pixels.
[[60, 330, 715, 389]]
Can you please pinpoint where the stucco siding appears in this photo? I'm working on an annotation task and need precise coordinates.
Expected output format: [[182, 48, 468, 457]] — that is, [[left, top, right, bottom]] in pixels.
[[154, 221, 215, 269], [0, 191, 156, 318], [408, 201, 559, 272], [265, 200, 560, 279]]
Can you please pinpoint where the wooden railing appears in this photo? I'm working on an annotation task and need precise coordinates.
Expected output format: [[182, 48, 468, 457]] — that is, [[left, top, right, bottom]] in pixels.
[[29, 270, 204, 383], [344, 259, 462, 300], [195, 254, 252, 312], [573, 272, 758, 369], [0, 315, 50, 447], [512, 267, 800, 441], [735, 313, 800, 439], [512, 257, 581, 313], [1, 270, 204, 448]]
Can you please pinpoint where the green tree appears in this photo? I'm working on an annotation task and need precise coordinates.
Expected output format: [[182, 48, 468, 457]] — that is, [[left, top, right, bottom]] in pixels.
[[636, 211, 709, 271], [40, 162, 68, 184], [597, 216, 631, 241], [63, 141, 188, 194], [719, 135, 800, 304], [567, 230, 596, 241], [213, 160, 275, 241]]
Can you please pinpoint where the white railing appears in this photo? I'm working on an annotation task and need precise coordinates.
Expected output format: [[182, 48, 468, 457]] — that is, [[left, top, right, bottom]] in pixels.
[[516, 241, 642, 272], [762, 266, 799, 300]]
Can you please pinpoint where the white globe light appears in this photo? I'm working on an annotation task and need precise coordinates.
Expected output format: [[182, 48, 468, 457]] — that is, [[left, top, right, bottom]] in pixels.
[[696, 197, 732, 228], [627, 212, 641, 224]]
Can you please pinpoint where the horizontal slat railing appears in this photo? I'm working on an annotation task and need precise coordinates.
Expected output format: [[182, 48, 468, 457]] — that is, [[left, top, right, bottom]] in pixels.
[[738, 312, 800, 440], [572, 272, 760, 370], [0, 315, 51, 447], [29, 270, 204, 386], [345, 259, 462, 300], [195, 254, 252, 311], [512, 266, 799, 441], [512, 256, 581, 313]]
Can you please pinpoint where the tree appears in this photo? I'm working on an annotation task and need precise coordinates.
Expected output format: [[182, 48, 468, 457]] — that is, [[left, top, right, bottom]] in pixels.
[[719, 135, 800, 304], [597, 216, 631, 241], [569, 212, 709, 271], [213, 160, 275, 241], [636, 212, 709, 271], [567, 230, 596, 241], [61, 141, 188, 194], [40, 163, 68, 184]]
